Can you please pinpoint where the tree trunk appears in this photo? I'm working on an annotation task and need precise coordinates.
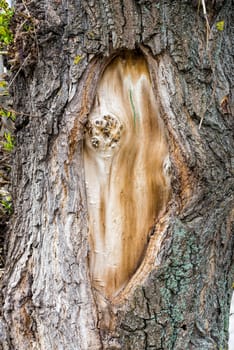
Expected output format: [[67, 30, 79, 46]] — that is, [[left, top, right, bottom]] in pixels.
[[0, 0, 233, 349]]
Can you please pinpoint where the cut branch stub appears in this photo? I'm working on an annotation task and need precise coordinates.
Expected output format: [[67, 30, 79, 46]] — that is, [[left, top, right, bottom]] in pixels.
[[84, 51, 170, 300]]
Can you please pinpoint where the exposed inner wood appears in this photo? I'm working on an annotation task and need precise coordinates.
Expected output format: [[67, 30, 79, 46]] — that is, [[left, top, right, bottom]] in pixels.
[[84, 52, 170, 299]]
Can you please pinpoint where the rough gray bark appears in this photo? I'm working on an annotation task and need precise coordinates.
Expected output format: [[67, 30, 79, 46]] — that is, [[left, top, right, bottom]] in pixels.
[[0, 0, 233, 349]]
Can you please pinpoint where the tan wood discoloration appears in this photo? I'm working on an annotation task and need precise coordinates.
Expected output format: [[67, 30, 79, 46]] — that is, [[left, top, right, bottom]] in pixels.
[[84, 52, 170, 299]]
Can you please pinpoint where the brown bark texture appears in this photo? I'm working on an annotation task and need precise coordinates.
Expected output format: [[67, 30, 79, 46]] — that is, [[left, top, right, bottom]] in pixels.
[[0, 0, 233, 349]]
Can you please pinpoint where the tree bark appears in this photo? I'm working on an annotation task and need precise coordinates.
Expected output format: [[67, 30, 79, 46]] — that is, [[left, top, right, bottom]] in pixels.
[[0, 0, 233, 349]]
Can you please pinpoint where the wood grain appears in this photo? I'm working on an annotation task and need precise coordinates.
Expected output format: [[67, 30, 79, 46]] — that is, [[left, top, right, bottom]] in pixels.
[[84, 52, 170, 299]]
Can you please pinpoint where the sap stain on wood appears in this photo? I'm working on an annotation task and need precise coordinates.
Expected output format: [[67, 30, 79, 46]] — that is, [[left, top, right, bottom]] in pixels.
[[84, 52, 170, 299]]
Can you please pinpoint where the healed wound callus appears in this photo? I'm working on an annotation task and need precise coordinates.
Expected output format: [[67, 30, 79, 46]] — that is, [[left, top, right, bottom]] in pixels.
[[84, 52, 170, 300], [85, 114, 123, 151]]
